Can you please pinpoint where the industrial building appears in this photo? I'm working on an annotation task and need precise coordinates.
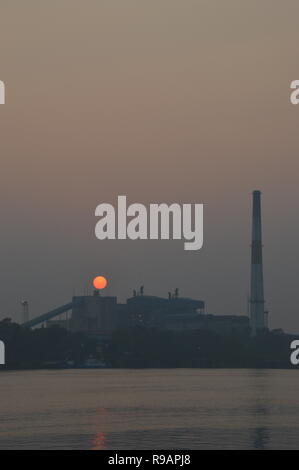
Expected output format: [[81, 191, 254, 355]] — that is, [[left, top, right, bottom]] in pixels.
[[44, 290, 206, 337], [22, 288, 249, 339]]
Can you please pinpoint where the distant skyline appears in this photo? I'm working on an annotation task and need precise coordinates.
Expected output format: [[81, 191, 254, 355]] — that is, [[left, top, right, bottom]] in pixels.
[[0, 1, 299, 332]]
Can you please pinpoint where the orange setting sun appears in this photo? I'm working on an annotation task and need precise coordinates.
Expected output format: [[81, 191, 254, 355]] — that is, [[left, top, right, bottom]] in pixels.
[[93, 276, 108, 290]]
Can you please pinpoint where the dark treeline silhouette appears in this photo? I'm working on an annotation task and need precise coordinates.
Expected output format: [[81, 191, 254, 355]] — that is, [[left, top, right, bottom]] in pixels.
[[105, 326, 294, 369], [0, 319, 96, 369], [0, 319, 296, 369]]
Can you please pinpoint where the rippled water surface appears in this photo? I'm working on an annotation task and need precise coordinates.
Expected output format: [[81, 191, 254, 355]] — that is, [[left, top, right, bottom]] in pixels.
[[0, 369, 299, 450]]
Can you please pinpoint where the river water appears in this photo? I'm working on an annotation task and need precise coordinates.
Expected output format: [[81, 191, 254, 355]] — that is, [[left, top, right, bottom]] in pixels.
[[0, 368, 298, 450]]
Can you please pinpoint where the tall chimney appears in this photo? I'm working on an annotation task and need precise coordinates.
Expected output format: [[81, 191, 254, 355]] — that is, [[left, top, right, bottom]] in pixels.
[[250, 191, 267, 336]]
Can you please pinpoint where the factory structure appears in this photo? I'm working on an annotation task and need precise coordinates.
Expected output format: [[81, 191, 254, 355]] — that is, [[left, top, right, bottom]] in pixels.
[[23, 289, 249, 340], [21, 191, 268, 339], [249, 191, 268, 336]]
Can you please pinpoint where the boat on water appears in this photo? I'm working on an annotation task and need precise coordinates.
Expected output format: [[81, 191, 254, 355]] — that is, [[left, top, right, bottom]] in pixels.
[[79, 357, 110, 369]]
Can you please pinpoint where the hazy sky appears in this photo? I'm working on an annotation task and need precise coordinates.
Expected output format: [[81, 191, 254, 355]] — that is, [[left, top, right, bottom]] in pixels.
[[0, 1, 298, 331]]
